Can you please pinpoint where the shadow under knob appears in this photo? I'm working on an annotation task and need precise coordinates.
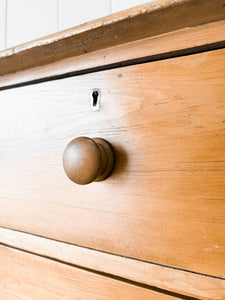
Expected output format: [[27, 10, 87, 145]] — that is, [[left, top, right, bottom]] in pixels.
[[63, 137, 115, 185]]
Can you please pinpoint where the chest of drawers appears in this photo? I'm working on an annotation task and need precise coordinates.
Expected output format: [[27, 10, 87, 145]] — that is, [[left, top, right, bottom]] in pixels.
[[1, 1, 225, 299]]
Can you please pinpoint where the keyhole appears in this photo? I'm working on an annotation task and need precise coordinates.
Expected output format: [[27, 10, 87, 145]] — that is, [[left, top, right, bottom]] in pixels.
[[91, 89, 100, 111], [92, 91, 98, 106]]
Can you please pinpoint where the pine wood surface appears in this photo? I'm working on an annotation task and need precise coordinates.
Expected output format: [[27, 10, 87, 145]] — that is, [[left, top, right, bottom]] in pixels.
[[1, 245, 179, 300], [1, 19, 225, 89], [1, 228, 225, 299], [0, 49, 224, 278]]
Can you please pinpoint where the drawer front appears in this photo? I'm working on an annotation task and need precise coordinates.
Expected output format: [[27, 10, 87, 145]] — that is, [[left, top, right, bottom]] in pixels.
[[0, 49, 224, 278], [1, 246, 175, 300]]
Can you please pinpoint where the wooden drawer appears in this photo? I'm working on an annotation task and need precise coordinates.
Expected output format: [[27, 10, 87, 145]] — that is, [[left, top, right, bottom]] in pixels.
[[1, 246, 177, 300], [0, 49, 224, 278]]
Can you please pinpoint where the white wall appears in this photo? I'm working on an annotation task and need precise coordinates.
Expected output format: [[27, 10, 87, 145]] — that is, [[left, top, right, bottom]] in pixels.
[[0, 0, 6, 50], [0, 0, 150, 51]]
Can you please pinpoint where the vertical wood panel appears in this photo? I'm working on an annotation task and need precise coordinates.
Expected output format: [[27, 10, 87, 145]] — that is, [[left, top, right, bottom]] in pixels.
[[59, 0, 110, 31], [7, 0, 58, 48], [112, 0, 150, 13], [0, 0, 6, 50]]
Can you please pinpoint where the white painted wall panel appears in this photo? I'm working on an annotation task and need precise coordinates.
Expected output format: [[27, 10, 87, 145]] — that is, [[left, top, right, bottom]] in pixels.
[[7, 0, 58, 48], [0, 0, 6, 51], [59, 0, 110, 31], [112, 0, 149, 13]]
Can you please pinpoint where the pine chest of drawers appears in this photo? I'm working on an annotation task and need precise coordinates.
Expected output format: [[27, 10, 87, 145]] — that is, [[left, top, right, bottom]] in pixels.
[[1, 1, 225, 299]]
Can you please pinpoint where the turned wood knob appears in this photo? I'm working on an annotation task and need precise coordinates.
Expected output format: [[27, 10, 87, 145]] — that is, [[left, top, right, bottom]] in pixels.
[[63, 137, 115, 185]]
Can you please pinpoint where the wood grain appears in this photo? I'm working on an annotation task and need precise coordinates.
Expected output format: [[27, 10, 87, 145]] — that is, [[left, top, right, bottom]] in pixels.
[[1, 245, 176, 300], [0, 0, 225, 77], [1, 228, 225, 300], [1, 19, 225, 89], [0, 49, 225, 278]]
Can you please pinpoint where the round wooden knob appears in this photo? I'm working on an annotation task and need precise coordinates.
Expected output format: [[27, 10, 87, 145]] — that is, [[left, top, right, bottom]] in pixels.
[[63, 137, 115, 185]]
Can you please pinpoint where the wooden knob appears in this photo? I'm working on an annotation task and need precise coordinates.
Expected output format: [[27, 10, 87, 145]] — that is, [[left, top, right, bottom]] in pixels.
[[63, 137, 115, 185]]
